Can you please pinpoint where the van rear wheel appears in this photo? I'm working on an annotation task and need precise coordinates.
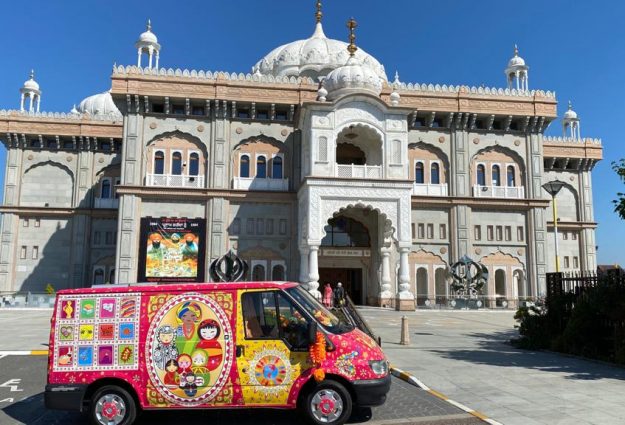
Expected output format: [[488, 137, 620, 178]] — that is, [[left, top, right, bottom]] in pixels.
[[303, 380, 352, 425], [90, 385, 136, 425]]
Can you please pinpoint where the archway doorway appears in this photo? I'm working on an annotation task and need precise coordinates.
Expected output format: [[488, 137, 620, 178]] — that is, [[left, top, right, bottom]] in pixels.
[[318, 213, 375, 305], [416, 268, 428, 306], [495, 269, 506, 307]]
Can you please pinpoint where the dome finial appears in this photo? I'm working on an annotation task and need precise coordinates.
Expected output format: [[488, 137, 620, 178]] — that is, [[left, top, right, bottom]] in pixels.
[[146, 18, 152, 32], [568, 100, 573, 110], [514, 44, 519, 56], [29, 69, 35, 80], [315, 0, 322, 24], [347, 17, 358, 57]]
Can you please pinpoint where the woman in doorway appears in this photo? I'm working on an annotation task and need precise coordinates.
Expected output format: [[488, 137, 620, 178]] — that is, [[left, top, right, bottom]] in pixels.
[[323, 283, 334, 308]]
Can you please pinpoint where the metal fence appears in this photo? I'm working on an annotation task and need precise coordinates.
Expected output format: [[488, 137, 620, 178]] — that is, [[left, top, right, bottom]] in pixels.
[[0, 292, 55, 308], [414, 294, 539, 310]]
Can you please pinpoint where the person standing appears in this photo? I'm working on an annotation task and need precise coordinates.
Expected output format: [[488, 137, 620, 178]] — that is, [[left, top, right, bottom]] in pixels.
[[323, 283, 333, 308], [334, 282, 345, 307]]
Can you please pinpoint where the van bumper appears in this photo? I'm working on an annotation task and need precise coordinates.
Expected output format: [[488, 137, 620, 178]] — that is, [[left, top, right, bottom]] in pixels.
[[352, 374, 391, 407], [45, 384, 87, 411]]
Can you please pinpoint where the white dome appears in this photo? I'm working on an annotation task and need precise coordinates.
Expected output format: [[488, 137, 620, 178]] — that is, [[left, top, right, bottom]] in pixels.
[[139, 30, 157, 44], [21, 71, 40, 92], [252, 23, 387, 82], [508, 55, 526, 67], [324, 56, 383, 100], [563, 104, 578, 120], [77, 91, 121, 117]]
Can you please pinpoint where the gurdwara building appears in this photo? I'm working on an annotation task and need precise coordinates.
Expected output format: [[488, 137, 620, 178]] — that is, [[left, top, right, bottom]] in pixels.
[[0, 5, 602, 309]]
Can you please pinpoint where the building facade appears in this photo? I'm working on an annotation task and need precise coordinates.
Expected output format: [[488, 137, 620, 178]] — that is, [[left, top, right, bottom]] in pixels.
[[0, 6, 602, 309]]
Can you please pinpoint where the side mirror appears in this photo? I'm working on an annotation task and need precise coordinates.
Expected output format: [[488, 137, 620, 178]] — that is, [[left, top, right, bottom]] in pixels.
[[308, 321, 318, 345]]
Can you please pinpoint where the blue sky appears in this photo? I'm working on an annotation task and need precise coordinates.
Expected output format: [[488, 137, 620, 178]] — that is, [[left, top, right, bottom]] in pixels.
[[1, 0, 624, 265]]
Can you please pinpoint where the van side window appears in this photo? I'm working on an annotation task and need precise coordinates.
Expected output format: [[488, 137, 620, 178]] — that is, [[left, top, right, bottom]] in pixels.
[[277, 293, 310, 350], [242, 292, 279, 339]]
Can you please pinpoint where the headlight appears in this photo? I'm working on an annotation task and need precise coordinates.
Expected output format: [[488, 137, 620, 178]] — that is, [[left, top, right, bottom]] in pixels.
[[369, 360, 388, 376]]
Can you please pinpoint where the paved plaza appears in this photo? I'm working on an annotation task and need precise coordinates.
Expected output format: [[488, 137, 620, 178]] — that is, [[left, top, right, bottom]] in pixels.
[[2, 308, 625, 424], [363, 308, 625, 425]]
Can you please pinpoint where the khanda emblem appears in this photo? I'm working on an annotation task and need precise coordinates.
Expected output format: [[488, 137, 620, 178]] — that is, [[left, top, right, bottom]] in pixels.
[[209, 250, 248, 282]]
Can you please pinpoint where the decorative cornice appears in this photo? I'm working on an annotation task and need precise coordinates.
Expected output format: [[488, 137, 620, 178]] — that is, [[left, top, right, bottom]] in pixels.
[[0, 206, 118, 218], [543, 136, 601, 145], [411, 196, 550, 209], [0, 109, 122, 122], [116, 185, 297, 203], [546, 221, 597, 229]]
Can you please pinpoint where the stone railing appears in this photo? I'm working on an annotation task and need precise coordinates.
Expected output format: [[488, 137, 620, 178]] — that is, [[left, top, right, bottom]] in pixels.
[[94, 198, 119, 209], [473, 185, 525, 199], [232, 177, 289, 191], [112, 64, 556, 99], [543, 136, 602, 145], [393, 82, 555, 98], [146, 173, 205, 188], [336, 164, 382, 179], [412, 183, 448, 197], [0, 109, 121, 121]]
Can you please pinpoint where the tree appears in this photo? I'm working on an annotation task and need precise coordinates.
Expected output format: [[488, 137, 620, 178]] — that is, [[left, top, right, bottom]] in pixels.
[[613, 159, 625, 220]]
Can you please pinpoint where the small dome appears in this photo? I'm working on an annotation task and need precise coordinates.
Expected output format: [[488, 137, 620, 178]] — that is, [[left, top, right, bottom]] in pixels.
[[507, 45, 527, 69], [77, 91, 121, 117], [252, 22, 387, 82], [22, 70, 40, 92], [324, 56, 383, 100], [563, 101, 578, 120], [136, 20, 159, 45]]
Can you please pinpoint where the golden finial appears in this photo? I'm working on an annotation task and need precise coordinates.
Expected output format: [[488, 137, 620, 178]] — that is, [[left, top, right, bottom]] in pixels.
[[315, 0, 322, 23], [514, 44, 519, 56], [347, 17, 358, 57]]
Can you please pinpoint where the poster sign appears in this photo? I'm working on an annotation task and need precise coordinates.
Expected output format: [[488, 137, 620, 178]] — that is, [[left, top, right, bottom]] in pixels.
[[138, 217, 206, 283]]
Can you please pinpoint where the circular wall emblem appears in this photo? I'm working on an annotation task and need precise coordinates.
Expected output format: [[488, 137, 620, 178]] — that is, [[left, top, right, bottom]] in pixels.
[[248, 349, 291, 395], [145, 293, 233, 406], [149, 122, 157, 129]]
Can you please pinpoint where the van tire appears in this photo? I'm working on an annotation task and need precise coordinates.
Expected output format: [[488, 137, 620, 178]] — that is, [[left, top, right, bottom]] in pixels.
[[302, 380, 352, 425], [90, 385, 137, 425]]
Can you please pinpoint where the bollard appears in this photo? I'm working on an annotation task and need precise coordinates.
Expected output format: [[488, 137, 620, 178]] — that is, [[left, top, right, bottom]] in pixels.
[[400, 315, 410, 345]]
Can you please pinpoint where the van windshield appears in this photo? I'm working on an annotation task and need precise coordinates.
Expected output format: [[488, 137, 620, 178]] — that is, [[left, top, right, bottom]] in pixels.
[[285, 286, 353, 334]]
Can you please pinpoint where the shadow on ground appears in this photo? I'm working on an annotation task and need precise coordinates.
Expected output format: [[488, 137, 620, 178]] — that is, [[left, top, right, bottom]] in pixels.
[[1, 392, 373, 425], [428, 329, 625, 381]]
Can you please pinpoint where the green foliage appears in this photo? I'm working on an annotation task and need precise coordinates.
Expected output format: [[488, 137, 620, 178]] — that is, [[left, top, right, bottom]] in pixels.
[[612, 159, 625, 220], [45, 283, 55, 295], [514, 279, 625, 365]]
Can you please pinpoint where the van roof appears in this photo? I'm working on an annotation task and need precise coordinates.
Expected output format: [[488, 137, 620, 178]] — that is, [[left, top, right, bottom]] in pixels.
[[55, 281, 299, 296]]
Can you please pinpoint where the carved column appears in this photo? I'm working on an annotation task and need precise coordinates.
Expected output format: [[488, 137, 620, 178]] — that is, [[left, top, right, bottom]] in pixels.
[[299, 246, 309, 285], [379, 248, 392, 302], [308, 245, 320, 299], [396, 247, 415, 310]]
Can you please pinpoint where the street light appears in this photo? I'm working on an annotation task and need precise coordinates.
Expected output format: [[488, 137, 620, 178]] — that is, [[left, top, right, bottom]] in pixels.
[[542, 180, 565, 272]]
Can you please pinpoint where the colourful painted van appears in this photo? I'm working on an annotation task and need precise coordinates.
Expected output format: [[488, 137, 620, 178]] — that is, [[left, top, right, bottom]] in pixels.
[[45, 281, 390, 425]]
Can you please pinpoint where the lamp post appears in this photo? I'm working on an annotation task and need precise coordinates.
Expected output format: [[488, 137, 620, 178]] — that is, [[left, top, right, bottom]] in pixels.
[[542, 180, 565, 272]]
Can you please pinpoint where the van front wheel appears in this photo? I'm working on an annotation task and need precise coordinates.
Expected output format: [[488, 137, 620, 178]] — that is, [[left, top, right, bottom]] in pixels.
[[90, 385, 137, 425], [304, 380, 352, 425]]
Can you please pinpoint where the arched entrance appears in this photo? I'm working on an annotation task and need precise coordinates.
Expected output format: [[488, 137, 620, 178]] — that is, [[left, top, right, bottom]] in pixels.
[[318, 212, 375, 305], [416, 268, 428, 306]]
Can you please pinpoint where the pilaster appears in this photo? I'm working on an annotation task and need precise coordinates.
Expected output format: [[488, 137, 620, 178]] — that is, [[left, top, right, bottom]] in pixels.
[[527, 133, 547, 296]]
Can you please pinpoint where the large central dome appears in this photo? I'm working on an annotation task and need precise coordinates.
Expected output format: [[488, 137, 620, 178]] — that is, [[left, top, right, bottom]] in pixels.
[[252, 22, 387, 82]]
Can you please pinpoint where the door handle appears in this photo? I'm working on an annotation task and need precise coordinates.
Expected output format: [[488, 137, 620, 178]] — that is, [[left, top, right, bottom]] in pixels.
[[236, 345, 244, 358]]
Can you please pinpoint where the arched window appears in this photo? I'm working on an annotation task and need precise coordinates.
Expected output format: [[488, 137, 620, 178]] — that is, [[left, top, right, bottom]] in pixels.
[[189, 152, 199, 176], [272, 156, 283, 179], [431, 163, 440, 184], [93, 268, 104, 285], [154, 151, 165, 174], [477, 164, 486, 186], [172, 152, 182, 175], [272, 264, 285, 280], [252, 264, 266, 281], [492, 165, 501, 186], [101, 179, 111, 199], [415, 162, 424, 184], [256, 156, 267, 178], [507, 165, 515, 187], [240, 155, 250, 178], [321, 216, 370, 247]]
